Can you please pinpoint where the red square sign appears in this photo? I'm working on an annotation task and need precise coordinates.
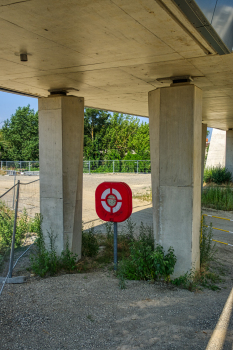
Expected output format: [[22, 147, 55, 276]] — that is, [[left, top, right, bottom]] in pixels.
[[95, 182, 132, 222]]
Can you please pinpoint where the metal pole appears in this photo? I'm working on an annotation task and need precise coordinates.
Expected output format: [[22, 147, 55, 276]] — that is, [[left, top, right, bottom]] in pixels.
[[137, 160, 139, 174], [29, 161, 31, 171], [89, 160, 91, 175], [12, 171, 16, 209], [8, 180, 20, 278], [113, 160, 115, 174], [114, 222, 118, 270]]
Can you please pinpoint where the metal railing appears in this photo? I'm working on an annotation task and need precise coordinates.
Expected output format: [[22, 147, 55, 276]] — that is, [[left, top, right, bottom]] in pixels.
[[1, 161, 39, 172], [83, 160, 151, 174], [1, 160, 151, 174]]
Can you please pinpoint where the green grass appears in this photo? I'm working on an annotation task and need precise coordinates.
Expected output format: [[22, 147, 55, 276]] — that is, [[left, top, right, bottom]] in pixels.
[[202, 186, 233, 210]]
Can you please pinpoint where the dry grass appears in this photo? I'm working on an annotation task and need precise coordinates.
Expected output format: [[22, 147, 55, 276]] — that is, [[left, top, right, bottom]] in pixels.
[[133, 189, 152, 202]]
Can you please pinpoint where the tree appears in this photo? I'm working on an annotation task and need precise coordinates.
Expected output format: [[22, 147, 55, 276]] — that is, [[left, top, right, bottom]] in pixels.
[[1, 105, 39, 161], [84, 108, 110, 160]]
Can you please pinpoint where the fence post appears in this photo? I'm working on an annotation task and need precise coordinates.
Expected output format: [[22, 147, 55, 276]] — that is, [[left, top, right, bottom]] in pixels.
[[1, 161, 2, 170], [8, 180, 20, 278], [12, 171, 16, 209], [113, 160, 115, 174], [29, 161, 31, 171], [89, 160, 91, 175], [137, 160, 138, 174]]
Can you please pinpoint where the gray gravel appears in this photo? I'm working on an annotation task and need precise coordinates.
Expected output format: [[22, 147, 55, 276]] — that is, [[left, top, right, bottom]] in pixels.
[[0, 264, 233, 349]]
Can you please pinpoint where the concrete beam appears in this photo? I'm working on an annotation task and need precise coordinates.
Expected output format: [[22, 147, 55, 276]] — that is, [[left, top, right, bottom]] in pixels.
[[39, 96, 84, 257], [149, 84, 202, 276]]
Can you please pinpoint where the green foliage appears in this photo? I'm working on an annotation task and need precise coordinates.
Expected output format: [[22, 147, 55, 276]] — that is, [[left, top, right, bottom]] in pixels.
[[0, 206, 41, 269], [1, 105, 38, 161], [30, 218, 78, 277], [202, 186, 233, 210], [1, 106, 150, 163], [82, 226, 99, 257], [118, 223, 176, 281], [0, 204, 33, 249], [204, 166, 232, 184], [83, 110, 150, 161]]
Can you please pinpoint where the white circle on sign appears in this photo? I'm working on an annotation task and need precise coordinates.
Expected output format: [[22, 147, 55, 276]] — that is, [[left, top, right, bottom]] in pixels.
[[101, 188, 122, 213]]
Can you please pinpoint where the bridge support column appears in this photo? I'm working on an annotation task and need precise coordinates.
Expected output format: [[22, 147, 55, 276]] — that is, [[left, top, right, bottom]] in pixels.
[[225, 130, 233, 177], [149, 84, 202, 276], [202, 123, 207, 191], [39, 96, 84, 257]]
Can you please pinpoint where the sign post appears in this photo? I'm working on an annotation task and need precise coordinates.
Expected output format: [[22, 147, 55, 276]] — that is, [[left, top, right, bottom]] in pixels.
[[95, 182, 132, 270]]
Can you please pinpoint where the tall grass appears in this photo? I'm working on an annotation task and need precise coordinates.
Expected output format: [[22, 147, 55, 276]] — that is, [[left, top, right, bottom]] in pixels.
[[202, 186, 233, 211]]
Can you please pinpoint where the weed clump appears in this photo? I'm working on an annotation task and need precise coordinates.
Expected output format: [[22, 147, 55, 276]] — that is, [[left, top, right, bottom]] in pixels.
[[171, 216, 220, 291], [82, 226, 99, 258], [30, 216, 77, 277]]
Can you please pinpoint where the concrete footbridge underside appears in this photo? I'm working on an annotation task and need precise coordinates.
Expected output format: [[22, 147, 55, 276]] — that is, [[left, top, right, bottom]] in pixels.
[[1, 0, 233, 278], [0, 0, 232, 129]]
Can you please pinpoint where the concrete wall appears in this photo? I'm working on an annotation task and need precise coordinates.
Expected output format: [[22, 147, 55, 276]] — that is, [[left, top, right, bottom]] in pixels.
[[205, 128, 226, 168], [149, 84, 202, 277], [226, 130, 233, 177], [39, 96, 84, 257]]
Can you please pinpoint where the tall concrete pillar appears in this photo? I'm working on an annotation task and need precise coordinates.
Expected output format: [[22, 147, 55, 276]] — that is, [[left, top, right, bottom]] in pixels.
[[39, 96, 84, 257], [201, 123, 207, 190], [149, 84, 202, 276], [226, 130, 233, 177]]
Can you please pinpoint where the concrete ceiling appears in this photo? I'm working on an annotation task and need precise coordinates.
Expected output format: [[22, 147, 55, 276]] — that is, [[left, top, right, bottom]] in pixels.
[[0, 0, 233, 129]]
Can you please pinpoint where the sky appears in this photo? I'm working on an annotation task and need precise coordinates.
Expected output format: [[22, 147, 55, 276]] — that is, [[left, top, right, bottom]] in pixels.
[[0, 90, 212, 140], [0, 90, 149, 125], [0, 91, 38, 126]]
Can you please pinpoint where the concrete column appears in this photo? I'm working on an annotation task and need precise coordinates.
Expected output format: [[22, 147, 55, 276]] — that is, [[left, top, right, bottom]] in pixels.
[[225, 130, 233, 177], [149, 84, 202, 277], [201, 123, 207, 190], [39, 96, 84, 257]]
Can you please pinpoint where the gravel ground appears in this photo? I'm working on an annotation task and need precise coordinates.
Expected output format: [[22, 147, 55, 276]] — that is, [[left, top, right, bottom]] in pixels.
[[0, 270, 233, 349], [0, 174, 233, 349]]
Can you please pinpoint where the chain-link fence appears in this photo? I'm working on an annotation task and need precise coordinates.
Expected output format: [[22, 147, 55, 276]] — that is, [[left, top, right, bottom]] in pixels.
[[0, 176, 40, 294], [1, 160, 151, 174]]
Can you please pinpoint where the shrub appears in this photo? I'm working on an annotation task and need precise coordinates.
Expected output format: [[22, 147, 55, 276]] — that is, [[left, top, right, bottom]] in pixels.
[[118, 224, 176, 281], [204, 166, 232, 184]]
